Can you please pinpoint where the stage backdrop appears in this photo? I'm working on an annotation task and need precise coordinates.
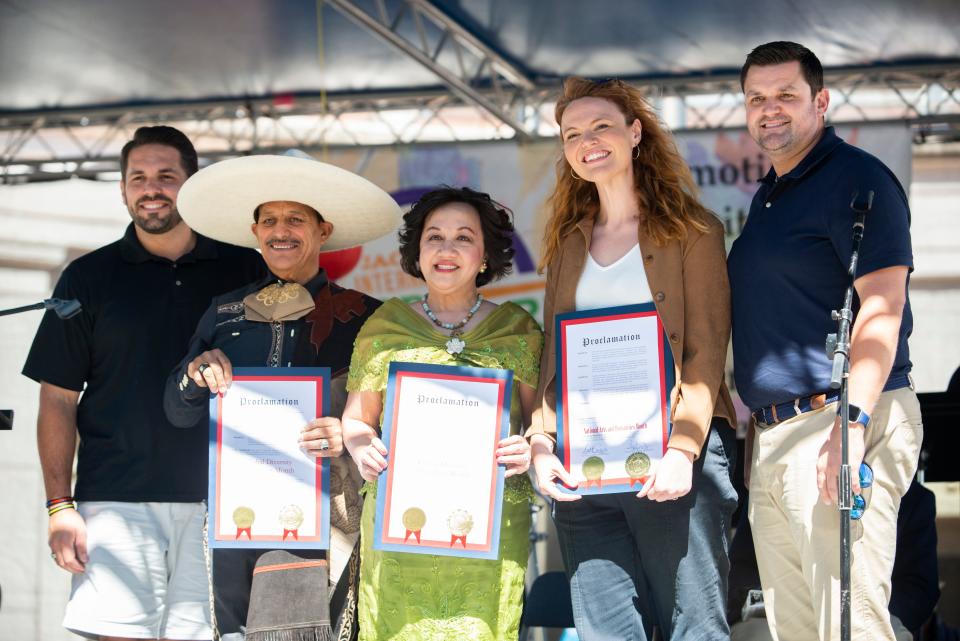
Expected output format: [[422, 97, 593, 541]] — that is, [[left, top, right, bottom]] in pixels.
[[316, 124, 912, 322]]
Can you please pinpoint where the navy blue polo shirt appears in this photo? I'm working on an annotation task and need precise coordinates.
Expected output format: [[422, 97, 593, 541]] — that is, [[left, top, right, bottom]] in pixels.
[[728, 127, 913, 410], [23, 224, 266, 502]]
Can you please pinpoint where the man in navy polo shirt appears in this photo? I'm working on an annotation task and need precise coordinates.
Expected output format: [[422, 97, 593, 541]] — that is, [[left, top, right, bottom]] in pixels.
[[23, 126, 265, 641], [728, 42, 922, 641]]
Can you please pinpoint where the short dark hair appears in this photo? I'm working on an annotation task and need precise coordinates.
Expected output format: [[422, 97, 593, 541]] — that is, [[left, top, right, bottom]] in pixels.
[[740, 41, 824, 96], [120, 126, 198, 180], [399, 186, 515, 288]]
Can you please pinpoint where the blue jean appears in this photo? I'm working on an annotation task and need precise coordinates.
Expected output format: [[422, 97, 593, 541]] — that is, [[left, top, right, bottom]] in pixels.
[[554, 420, 738, 641]]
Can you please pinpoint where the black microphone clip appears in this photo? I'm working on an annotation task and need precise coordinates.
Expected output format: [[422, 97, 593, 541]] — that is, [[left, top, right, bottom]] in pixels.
[[43, 298, 82, 320], [849, 189, 875, 215]]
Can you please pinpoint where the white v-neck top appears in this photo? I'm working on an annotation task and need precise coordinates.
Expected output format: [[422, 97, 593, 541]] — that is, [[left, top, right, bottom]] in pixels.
[[575, 243, 653, 311]]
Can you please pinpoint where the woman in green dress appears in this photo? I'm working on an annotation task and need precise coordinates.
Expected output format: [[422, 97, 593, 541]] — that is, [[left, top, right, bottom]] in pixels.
[[342, 186, 543, 640]]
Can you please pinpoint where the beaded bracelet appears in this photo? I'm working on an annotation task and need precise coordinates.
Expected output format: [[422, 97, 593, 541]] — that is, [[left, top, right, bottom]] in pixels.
[[47, 502, 76, 516], [46, 496, 77, 516]]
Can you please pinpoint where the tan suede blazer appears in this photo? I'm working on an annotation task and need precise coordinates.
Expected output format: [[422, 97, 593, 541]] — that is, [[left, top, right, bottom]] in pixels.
[[527, 214, 737, 458]]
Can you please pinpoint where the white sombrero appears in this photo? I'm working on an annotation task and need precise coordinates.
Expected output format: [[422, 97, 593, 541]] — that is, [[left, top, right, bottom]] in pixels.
[[177, 153, 401, 251]]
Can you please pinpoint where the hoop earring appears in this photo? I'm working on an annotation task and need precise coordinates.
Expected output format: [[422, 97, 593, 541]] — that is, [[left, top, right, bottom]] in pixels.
[[632, 145, 640, 160], [570, 167, 582, 181]]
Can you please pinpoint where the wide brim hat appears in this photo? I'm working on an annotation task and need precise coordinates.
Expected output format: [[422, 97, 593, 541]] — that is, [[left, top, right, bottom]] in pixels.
[[177, 154, 401, 251]]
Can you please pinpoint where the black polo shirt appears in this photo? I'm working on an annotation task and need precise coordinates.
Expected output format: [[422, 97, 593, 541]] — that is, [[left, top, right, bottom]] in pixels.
[[23, 224, 266, 502], [728, 127, 914, 410]]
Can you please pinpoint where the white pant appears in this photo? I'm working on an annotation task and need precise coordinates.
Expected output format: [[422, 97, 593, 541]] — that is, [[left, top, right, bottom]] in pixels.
[[63, 501, 212, 640]]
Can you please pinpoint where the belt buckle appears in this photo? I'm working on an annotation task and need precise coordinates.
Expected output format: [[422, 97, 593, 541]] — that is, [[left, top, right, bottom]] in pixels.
[[809, 393, 827, 411]]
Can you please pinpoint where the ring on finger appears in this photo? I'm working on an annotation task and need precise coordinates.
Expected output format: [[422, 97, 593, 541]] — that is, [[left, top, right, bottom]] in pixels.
[[318, 438, 330, 451], [198, 363, 211, 375]]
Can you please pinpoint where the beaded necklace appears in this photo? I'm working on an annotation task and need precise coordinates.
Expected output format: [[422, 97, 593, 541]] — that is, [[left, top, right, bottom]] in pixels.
[[421, 292, 483, 355]]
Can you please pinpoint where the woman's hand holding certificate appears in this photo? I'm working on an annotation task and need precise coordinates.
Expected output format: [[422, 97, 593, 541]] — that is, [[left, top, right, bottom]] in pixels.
[[350, 436, 389, 483], [530, 434, 581, 502], [635, 446, 694, 501], [494, 434, 531, 478]]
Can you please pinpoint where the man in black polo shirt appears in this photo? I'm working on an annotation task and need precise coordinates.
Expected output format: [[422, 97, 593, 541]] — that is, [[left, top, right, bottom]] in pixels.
[[728, 42, 921, 641], [22, 126, 265, 641]]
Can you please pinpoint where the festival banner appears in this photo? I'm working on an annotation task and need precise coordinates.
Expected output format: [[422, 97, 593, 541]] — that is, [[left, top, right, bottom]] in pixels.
[[317, 125, 912, 327]]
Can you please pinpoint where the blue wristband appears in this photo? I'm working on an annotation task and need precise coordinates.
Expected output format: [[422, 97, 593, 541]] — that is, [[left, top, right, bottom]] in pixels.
[[842, 404, 871, 427]]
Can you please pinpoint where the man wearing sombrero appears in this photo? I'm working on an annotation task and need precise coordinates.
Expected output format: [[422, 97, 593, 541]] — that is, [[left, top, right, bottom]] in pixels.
[[163, 152, 401, 640]]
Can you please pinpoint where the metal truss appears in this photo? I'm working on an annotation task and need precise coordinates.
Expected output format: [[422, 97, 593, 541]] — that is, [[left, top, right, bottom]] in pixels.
[[326, 0, 540, 141], [2, 63, 959, 183], [648, 64, 960, 135]]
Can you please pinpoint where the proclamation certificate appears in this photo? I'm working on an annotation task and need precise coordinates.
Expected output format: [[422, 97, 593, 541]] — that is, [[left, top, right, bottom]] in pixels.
[[555, 303, 675, 495], [373, 362, 512, 560], [208, 367, 330, 549]]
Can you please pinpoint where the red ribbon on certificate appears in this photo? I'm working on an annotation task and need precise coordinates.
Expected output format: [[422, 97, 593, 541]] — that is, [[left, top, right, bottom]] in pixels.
[[282, 529, 299, 541], [404, 529, 422, 543], [450, 534, 467, 547], [236, 527, 252, 540]]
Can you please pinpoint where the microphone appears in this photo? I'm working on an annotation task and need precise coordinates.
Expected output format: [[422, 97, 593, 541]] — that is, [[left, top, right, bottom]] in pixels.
[[849, 190, 875, 216], [43, 298, 82, 320], [848, 189, 874, 243]]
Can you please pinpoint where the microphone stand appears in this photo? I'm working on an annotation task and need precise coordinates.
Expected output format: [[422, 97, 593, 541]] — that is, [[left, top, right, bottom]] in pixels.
[[0, 298, 82, 319], [826, 189, 873, 641], [0, 298, 83, 431]]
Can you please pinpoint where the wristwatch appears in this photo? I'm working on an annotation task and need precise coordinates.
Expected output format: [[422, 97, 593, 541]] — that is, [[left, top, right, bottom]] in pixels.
[[841, 404, 871, 428]]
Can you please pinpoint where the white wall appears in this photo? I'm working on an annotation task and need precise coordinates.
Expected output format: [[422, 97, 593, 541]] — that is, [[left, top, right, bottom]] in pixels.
[[908, 170, 960, 392], [0, 278, 78, 641], [0, 180, 129, 641]]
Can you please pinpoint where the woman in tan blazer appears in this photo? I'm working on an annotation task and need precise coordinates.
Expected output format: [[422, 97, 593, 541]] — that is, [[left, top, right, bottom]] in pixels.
[[526, 77, 738, 641]]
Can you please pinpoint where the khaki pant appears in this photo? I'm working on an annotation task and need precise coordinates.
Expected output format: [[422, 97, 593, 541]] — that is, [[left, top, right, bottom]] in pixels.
[[748, 387, 922, 641], [731, 615, 912, 641]]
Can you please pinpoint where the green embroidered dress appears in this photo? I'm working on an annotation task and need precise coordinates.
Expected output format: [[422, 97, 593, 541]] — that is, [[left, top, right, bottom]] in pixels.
[[346, 298, 543, 641]]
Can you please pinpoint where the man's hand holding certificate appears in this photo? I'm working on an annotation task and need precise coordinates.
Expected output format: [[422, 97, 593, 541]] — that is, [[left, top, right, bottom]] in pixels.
[[555, 304, 675, 495]]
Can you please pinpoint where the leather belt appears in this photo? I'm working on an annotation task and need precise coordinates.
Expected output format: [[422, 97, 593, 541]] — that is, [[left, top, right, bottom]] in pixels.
[[752, 391, 839, 427]]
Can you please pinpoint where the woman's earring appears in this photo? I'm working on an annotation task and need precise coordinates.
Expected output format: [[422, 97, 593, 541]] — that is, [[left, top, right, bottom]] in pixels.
[[632, 145, 640, 160], [479, 260, 488, 274], [570, 167, 582, 180]]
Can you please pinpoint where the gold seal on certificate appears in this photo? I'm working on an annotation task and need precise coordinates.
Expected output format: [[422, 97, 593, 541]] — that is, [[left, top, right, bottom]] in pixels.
[[555, 304, 675, 495]]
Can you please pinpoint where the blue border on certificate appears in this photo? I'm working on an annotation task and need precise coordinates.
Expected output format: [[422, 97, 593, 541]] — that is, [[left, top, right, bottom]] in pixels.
[[373, 361, 512, 560], [554, 303, 676, 496], [208, 366, 331, 549]]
